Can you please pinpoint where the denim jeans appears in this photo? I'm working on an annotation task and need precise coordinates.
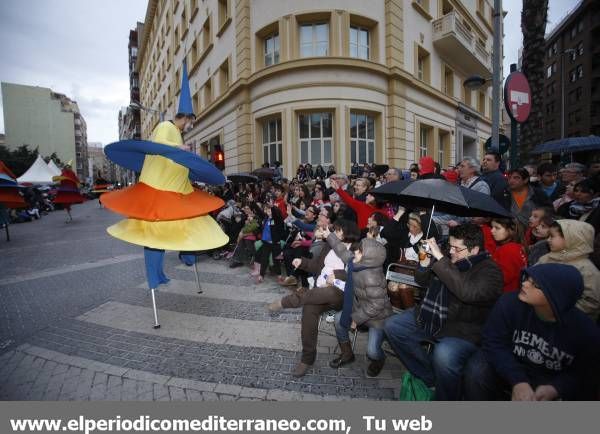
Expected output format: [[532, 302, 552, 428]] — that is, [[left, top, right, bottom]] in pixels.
[[383, 308, 478, 400], [462, 349, 508, 400], [333, 311, 386, 361]]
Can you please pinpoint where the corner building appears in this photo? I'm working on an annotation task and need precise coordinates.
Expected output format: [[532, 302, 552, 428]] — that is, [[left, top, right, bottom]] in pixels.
[[137, 0, 497, 176]]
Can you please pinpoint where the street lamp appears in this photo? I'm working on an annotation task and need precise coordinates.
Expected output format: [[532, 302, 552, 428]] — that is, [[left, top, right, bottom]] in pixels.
[[560, 48, 576, 139], [129, 101, 164, 121], [463, 75, 490, 90]]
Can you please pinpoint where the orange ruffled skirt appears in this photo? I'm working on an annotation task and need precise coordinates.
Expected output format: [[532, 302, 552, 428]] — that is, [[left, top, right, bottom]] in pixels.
[[101, 182, 228, 251], [100, 182, 223, 221]]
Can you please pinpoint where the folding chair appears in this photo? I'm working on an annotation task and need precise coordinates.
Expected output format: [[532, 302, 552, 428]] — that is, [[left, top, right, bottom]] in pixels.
[[319, 309, 363, 355]]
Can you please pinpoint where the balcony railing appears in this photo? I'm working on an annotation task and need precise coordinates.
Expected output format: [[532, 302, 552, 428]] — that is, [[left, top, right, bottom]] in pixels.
[[433, 10, 492, 76]]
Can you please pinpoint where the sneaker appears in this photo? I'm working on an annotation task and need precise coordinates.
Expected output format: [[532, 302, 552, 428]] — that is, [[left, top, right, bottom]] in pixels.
[[267, 299, 283, 313]]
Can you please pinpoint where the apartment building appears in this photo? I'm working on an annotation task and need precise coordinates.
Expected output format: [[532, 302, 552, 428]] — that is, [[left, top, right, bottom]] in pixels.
[[136, 0, 497, 176], [1, 82, 90, 181], [543, 0, 600, 142]]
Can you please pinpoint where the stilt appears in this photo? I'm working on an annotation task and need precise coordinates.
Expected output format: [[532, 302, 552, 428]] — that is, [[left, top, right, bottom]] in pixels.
[[151, 288, 161, 329], [4, 224, 9, 242], [66, 208, 73, 223], [193, 259, 203, 294]]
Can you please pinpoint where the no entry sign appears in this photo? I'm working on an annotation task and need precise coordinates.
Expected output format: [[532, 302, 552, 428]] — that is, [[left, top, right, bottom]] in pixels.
[[504, 71, 531, 123]]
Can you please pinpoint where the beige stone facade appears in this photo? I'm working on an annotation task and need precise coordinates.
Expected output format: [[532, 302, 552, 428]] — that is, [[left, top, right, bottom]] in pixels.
[[137, 0, 497, 177]]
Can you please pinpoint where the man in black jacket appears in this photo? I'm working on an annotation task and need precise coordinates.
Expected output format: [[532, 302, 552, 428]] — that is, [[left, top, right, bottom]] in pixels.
[[481, 151, 508, 199], [384, 224, 503, 400]]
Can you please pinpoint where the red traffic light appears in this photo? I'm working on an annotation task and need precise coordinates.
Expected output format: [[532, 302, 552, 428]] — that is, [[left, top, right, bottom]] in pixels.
[[213, 146, 225, 170]]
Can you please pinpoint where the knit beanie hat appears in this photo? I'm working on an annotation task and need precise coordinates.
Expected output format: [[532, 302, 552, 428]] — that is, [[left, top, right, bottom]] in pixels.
[[419, 156, 435, 176]]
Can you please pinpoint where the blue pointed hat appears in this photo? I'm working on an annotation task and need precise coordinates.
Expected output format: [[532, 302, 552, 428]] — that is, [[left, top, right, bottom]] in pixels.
[[177, 59, 194, 117]]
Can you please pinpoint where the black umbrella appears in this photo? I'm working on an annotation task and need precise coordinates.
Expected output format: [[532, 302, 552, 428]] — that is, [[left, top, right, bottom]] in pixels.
[[252, 167, 276, 179], [227, 172, 258, 184], [372, 179, 511, 236]]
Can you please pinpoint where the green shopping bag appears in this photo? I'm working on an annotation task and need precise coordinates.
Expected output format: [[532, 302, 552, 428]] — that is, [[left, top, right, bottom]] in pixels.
[[398, 372, 434, 401]]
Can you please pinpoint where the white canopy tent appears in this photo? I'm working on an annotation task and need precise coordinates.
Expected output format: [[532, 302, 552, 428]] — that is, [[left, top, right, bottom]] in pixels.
[[17, 155, 57, 184], [47, 159, 62, 176]]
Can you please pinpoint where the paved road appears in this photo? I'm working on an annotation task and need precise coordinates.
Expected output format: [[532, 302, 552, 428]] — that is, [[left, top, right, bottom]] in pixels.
[[0, 201, 404, 400]]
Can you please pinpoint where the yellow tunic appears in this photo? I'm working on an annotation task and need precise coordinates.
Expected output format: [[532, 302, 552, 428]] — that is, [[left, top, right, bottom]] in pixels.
[[106, 121, 228, 250]]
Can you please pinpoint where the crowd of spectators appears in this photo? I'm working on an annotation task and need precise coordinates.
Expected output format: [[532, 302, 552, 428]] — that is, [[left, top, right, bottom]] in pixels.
[[202, 155, 600, 400]]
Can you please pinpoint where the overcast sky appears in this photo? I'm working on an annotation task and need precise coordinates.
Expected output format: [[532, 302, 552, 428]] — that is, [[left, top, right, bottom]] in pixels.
[[0, 0, 581, 147]]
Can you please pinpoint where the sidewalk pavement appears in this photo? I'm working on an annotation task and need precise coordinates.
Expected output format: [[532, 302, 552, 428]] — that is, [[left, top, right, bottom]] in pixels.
[[0, 201, 404, 401]]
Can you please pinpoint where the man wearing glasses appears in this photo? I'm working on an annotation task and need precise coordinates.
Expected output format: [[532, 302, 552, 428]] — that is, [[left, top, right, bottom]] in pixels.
[[384, 223, 503, 400]]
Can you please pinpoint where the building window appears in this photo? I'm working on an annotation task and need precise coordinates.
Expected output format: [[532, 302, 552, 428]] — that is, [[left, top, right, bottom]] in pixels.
[[299, 112, 333, 165], [219, 58, 229, 95], [463, 83, 472, 106], [443, 65, 454, 97], [202, 16, 212, 51], [262, 118, 282, 165], [193, 90, 201, 113], [203, 78, 212, 106], [350, 113, 375, 164], [264, 33, 280, 66], [300, 23, 329, 57], [413, 0, 430, 15], [576, 86, 582, 101], [350, 26, 369, 60], [570, 26, 577, 39], [478, 92, 486, 115], [416, 45, 430, 83], [438, 130, 450, 168], [547, 64, 554, 78], [418, 125, 431, 158], [577, 64, 583, 79], [577, 20, 583, 32], [218, 0, 230, 31], [577, 41, 584, 56]]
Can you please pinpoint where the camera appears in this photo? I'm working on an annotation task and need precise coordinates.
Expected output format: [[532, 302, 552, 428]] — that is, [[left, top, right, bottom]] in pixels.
[[421, 242, 431, 253]]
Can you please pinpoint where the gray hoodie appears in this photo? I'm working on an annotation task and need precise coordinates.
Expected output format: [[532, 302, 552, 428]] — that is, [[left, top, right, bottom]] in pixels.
[[538, 219, 600, 321]]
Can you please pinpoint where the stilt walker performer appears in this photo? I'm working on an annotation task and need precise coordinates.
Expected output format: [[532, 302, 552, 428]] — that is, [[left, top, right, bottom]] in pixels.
[[101, 60, 228, 328], [52, 161, 86, 222]]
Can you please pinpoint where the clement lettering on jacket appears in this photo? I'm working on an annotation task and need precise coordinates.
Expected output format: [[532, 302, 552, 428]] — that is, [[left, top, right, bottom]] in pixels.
[[512, 330, 575, 370]]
